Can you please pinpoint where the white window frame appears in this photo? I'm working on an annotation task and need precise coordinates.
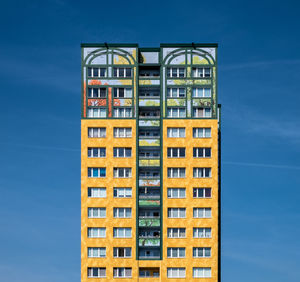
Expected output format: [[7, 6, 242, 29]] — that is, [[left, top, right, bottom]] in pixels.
[[192, 67, 211, 78], [193, 208, 212, 218], [88, 207, 106, 218], [167, 268, 186, 278], [87, 227, 106, 238], [88, 67, 106, 78], [167, 107, 186, 118], [193, 147, 211, 158], [113, 227, 132, 238], [88, 147, 106, 158], [193, 168, 212, 178], [167, 127, 186, 138], [113, 107, 132, 118], [193, 188, 212, 198], [87, 267, 106, 278], [88, 167, 106, 178], [113, 247, 132, 258], [113, 67, 132, 78], [168, 208, 186, 218], [113, 147, 132, 158], [113, 168, 132, 178], [113, 87, 132, 98], [88, 87, 106, 98], [113, 208, 132, 218], [167, 67, 186, 78], [113, 268, 132, 278], [167, 87, 186, 98], [193, 267, 212, 278], [88, 127, 106, 138], [87, 107, 106, 118], [113, 127, 132, 138], [193, 228, 212, 238], [167, 247, 186, 258], [167, 228, 186, 238], [192, 87, 211, 98], [193, 107, 212, 118], [88, 187, 106, 198], [113, 187, 132, 198], [167, 188, 186, 198], [167, 168, 186, 178], [193, 127, 211, 138], [88, 247, 106, 258], [193, 247, 211, 258], [167, 147, 185, 158]]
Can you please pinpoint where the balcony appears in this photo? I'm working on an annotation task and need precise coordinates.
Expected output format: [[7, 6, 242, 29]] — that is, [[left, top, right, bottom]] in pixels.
[[139, 138, 160, 147], [139, 237, 160, 247], [139, 268, 160, 278], [139, 109, 160, 119], [139, 159, 160, 167], [139, 198, 160, 206], [139, 66, 160, 78], [139, 247, 160, 260], [139, 179, 160, 187], [139, 120, 160, 127], [139, 217, 160, 227]]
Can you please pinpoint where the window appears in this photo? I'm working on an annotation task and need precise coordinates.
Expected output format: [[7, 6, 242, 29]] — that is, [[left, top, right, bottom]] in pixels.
[[113, 147, 132, 158], [167, 188, 186, 198], [88, 188, 106, 198], [113, 88, 132, 98], [113, 187, 132, 198], [88, 67, 106, 78], [167, 107, 186, 118], [88, 227, 106, 238], [167, 127, 185, 138], [88, 267, 106, 278], [114, 127, 132, 138], [113, 247, 132, 258], [192, 67, 211, 78], [167, 88, 186, 98], [88, 247, 106, 258], [88, 87, 106, 98], [193, 148, 211, 158], [193, 107, 212, 118], [193, 228, 212, 238], [193, 208, 212, 218], [167, 67, 186, 78], [88, 127, 106, 138], [113, 168, 132, 178], [88, 168, 106, 178], [88, 208, 106, 218], [167, 248, 185, 258], [192, 87, 211, 98], [113, 67, 132, 78], [168, 208, 186, 218], [113, 107, 132, 118], [113, 268, 132, 278], [113, 228, 132, 238], [193, 127, 211, 138], [167, 228, 186, 238], [193, 188, 212, 198], [193, 247, 211, 258], [113, 208, 132, 218], [167, 268, 186, 278], [88, 147, 106, 158], [167, 148, 185, 158], [167, 168, 186, 178], [193, 267, 211, 278], [193, 168, 211, 178], [87, 108, 106, 118]]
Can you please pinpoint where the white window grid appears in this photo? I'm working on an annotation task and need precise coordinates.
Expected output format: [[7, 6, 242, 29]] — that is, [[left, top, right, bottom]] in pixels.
[[193, 267, 212, 278], [193, 127, 211, 138], [113, 107, 132, 118], [167, 228, 186, 238], [192, 67, 211, 78], [167, 107, 186, 118], [113, 168, 132, 178], [167, 247, 186, 258], [193, 188, 212, 198], [167, 67, 186, 78], [113, 228, 132, 238], [167, 148, 186, 158], [193, 247, 211, 258], [113, 127, 132, 138], [113, 67, 132, 78], [193, 208, 212, 218], [193, 107, 212, 118], [167, 87, 186, 98], [167, 188, 186, 198], [87, 267, 106, 278], [113, 247, 132, 258], [88, 167, 106, 178], [88, 87, 106, 98], [87, 108, 106, 118], [193, 147, 211, 158], [113, 187, 132, 198], [167, 127, 186, 138], [88, 207, 106, 218], [88, 247, 106, 258], [88, 127, 106, 138], [88, 67, 106, 78], [193, 228, 212, 238], [113, 147, 132, 158], [113, 268, 132, 278], [87, 227, 106, 238], [168, 208, 186, 218], [193, 168, 212, 178], [88, 187, 106, 198], [167, 268, 186, 278], [88, 147, 106, 158], [167, 168, 186, 178], [114, 88, 132, 98], [113, 208, 132, 218], [192, 87, 211, 98]]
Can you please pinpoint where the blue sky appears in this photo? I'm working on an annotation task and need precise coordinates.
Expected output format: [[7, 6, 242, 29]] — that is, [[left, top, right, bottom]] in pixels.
[[0, 0, 299, 281]]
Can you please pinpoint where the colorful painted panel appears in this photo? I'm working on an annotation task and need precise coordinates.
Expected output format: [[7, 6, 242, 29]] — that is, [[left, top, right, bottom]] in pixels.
[[167, 79, 211, 85], [88, 99, 106, 106], [139, 179, 160, 187], [139, 138, 160, 146], [192, 98, 212, 107], [139, 218, 160, 227], [167, 99, 186, 106], [113, 99, 132, 106], [139, 120, 160, 127], [169, 54, 185, 65], [90, 54, 106, 65], [139, 159, 160, 167], [192, 54, 210, 65], [140, 52, 159, 64], [88, 79, 132, 86], [139, 238, 160, 246], [139, 199, 160, 206], [139, 79, 160, 86], [139, 99, 160, 107]]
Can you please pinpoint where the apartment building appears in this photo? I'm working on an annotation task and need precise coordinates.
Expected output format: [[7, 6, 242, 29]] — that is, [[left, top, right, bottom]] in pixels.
[[81, 43, 221, 281]]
